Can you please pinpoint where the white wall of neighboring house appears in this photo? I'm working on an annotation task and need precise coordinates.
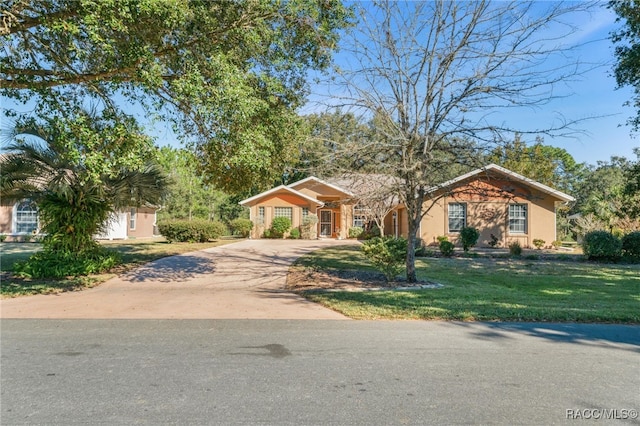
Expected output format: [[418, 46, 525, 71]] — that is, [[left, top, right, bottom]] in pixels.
[[95, 211, 128, 240]]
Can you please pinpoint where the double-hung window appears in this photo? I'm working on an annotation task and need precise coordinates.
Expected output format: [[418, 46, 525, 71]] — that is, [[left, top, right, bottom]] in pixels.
[[448, 203, 466, 233], [129, 208, 137, 230], [353, 204, 370, 228], [509, 204, 527, 234], [257, 206, 265, 224]]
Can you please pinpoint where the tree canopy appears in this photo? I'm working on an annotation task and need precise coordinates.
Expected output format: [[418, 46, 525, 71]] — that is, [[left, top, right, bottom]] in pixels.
[[1, 0, 353, 193], [610, 0, 640, 130]]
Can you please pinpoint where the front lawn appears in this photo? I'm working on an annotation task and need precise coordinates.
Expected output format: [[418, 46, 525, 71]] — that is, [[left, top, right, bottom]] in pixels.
[[0, 239, 235, 297], [295, 245, 640, 323]]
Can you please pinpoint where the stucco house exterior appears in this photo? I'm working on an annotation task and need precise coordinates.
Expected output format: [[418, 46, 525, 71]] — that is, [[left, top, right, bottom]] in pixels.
[[0, 201, 158, 241], [239, 164, 574, 248]]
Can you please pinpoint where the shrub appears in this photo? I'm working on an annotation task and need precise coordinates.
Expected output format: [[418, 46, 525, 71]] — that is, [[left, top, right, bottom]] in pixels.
[[158, 219, 227, 243], [487, 233, 500, 248], [361, 237, 407, 282], [551, 240, 562, 249], [437, 235, 449, 243], [13, 247, 120, 278], [22, 234, 33, 243], [229, 218, 253, 238], [268, 217, 291, 238], [509, 241, 522, 256], [439, 240, 455, 257], [533, 239, 545, 249], [289, 228, 301, 239], [582, 231, 622, 261], [0, 234, 6, 242], [348, 226, 364, 239], [361, 224, 381, 240], [300, 214, 318, 239], [460, 227, 480, 252], [621, 231, 640, 261]]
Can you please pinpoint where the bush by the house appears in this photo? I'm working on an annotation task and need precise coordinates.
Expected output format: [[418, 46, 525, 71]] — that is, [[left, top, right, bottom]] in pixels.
[[0, 234, 6, 242], [289, 228, 301, 239], [300, 214, 318, 239], [439, 240, 455, 257], [533, 238, 545, 249], [361, 236, 407, 282], [348, 226, 363, 239], [487, 233, 500, 248], [229, 218, 253, 238], [460, 226, 480, 252], [158, 219, 227, 243], [13, 247, 120, 278], [621, 231, 640, 261], [509, 241, 522, 256], [361, 224, 381, 240], [270, 217, 291, 238], [582, 231, 622, 261]]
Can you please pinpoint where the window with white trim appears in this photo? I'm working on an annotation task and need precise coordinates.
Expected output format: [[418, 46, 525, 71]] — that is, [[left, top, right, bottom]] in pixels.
[[353, 204, 370, 228], [448, 203, 466, 232], [15, 200, 38, 234], [130, 208, 137, 230], [302, 207, 309, 219], [257, 206, 265, 224], [274, 207, 292, 221], [509, 204, 527, 234]]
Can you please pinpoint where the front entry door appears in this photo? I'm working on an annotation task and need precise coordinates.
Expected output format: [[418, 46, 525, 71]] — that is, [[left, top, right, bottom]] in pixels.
[[319, 210, 333, 237]]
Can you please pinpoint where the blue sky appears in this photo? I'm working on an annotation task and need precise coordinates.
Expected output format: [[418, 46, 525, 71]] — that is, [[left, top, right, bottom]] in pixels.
[[2, 2, 638, 167], [300, 1, 639, 166]]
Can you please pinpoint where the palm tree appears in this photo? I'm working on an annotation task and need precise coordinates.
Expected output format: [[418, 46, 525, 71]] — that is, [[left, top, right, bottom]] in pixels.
[[1, 121, 168, 254]]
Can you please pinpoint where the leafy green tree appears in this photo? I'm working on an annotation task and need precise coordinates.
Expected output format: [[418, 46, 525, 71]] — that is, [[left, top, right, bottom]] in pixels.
[[610, 1, 640, 130], [1, 112, 168, 255], [1, 0, 353, 193], [488, 134, 584, 194], [622, 148, 640, 218]]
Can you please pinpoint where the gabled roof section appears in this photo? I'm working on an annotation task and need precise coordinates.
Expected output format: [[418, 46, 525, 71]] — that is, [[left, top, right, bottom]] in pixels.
[[287, 176, 355, 197], [429, 163, 575, 202], [239, 185, 324, 206]]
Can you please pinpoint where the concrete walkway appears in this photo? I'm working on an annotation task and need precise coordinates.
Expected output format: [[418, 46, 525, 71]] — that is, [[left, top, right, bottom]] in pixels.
[[0, 240, 353, 319]]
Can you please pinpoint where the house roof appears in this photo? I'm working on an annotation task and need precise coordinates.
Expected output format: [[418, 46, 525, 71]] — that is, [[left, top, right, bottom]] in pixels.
[[238, 184, 325, 206], [428, 163, 575, 202], [287, 176, 355, 197]]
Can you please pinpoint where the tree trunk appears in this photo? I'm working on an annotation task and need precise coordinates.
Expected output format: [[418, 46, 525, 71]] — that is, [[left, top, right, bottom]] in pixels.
[[405, 216, 418, 283]]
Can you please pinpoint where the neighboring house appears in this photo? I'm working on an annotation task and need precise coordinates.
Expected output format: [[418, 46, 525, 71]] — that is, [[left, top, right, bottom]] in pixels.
[[239, 164, 574, 248], [0, 201, 158, 240]]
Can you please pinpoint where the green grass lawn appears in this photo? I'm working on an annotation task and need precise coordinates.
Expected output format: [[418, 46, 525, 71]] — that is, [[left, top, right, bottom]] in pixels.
[[0, 239, 236, 297], [297, 245, 640, 323]]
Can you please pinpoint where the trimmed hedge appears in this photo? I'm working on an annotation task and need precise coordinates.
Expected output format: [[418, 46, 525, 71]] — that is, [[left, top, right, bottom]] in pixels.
[[158, 219, 227, 243], [270, 217, 291, 238], [582, 231, 622, 261], [229, 218, 253, 238], [622, 231, 640, 260]]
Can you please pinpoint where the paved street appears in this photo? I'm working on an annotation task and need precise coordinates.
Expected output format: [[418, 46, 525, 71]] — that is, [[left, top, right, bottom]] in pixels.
[[2, 320, 638, 425]]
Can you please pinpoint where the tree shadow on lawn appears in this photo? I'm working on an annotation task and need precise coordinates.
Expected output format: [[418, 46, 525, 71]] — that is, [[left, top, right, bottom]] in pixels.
[[452, 322, 640, 353]]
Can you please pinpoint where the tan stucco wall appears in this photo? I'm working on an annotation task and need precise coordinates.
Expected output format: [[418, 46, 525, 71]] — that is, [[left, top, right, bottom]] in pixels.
[[419, 179, 559, 248], [248, 192, 322, 238], [0, 202, 13, 235], [127, 207, 156, 238]]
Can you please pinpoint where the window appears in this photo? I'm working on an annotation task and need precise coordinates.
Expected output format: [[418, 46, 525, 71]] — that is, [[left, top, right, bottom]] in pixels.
[[353, 204, 370, 228], [15, 200, 38, 234], [509, 204, 527, 234], [448, 203, 466, 232], [274, 207, 292, 221], [130, 208, 137, 230], [302, 207, 309, 219], [257, 206, 265, 224]]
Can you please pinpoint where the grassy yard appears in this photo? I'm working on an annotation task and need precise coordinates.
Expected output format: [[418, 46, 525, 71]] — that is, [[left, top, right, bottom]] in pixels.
[[296, 245, 640, 323], [0, 238, 236, 298]]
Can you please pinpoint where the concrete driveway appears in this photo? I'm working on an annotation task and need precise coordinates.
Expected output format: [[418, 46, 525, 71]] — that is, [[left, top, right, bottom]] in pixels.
[[0, 239, 353, 319]]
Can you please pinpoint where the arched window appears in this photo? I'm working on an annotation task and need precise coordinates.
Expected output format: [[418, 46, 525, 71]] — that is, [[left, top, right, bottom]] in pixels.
[[14, 200, 38, 234]]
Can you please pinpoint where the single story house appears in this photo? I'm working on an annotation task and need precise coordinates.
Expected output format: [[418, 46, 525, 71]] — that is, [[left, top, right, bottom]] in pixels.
[[0, 201, 158, 241], [239, 164, 575, 248]]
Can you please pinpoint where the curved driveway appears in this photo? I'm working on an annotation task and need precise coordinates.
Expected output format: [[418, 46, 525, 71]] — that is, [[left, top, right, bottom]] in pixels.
[[0, 240, 352, 319]]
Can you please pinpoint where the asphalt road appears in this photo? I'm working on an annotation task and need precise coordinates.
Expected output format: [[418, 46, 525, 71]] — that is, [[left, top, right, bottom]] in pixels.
[[1, 320, 639, 425]]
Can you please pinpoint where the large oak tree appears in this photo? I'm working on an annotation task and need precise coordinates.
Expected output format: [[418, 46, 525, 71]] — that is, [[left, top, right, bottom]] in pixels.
[[1, 0, 352, 193]]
